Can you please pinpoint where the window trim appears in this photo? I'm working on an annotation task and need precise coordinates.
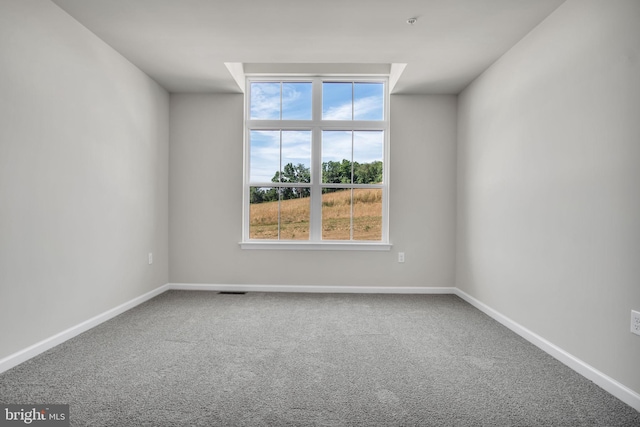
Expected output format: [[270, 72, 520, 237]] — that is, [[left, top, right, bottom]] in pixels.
[[241, 76, 391, 249], [239, 241, 392, 251]]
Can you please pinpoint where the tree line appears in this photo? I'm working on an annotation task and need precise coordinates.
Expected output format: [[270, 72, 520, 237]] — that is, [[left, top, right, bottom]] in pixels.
[[250, 160, 383, 204]]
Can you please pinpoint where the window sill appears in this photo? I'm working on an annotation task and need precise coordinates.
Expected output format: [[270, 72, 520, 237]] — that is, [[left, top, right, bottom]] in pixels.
[[239, 241, 392, 251]]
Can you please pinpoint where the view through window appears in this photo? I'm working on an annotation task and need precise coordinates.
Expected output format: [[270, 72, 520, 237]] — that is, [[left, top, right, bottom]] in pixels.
[[244, 78, 388, 244]]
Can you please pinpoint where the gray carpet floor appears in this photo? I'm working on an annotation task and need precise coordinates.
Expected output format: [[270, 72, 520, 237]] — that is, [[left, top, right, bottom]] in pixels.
[[0, 291, 638, 426]]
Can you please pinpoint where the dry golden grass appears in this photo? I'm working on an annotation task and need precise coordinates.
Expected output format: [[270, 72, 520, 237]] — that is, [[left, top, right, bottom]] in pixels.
[[250, 189, 382, 240], [250, 196, 310, 240]]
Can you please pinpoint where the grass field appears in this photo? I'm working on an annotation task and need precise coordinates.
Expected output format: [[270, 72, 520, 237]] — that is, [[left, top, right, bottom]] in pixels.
[[250, 188, 382, 240]]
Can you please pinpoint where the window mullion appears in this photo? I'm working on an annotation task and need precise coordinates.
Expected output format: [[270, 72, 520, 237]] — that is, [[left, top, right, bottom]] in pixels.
[[243, 129, 249, 241], [279, 82, 283, 120], [310, 78, 323, 241], [310, 127, 322, 241], [350, 130, 354, 240], [351, 82, 355, 120], [277, 130, 282, 240]]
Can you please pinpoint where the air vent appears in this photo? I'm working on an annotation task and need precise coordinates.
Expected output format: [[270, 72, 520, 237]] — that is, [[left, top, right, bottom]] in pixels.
[[218, 291, 247, 295]]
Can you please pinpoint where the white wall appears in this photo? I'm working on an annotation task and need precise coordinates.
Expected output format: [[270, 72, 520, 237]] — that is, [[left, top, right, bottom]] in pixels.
[[10, 0, 638, 405], [0, 1, 169, 360], [169, 94, 456, 288], [457, 0, 640, 395]]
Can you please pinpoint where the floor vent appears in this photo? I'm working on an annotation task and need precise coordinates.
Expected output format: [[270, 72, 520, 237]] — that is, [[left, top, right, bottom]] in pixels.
[[218, 291, 247, 295]]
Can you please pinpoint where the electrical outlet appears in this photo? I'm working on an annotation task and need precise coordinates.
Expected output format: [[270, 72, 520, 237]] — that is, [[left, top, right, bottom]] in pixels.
[[398, 252, 405, 263], [148, 253, 153, 265], [631, 310, 640, 336]]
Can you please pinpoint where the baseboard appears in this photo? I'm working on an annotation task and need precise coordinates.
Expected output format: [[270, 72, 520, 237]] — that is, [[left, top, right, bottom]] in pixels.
[[0, 284, 170, 375], [0, 283, 450, 374], [168, 283, 456, 294], [454, 288, 640, 412], [2, 283, 638, 413]]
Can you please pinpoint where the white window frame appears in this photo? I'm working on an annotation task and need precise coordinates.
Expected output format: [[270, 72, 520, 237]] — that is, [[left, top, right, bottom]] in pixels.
[[241, 76, 391, 251]]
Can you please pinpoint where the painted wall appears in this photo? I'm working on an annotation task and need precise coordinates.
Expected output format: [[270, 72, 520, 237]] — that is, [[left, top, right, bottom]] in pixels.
[[0, 1, 169, 360], [169, 94, 456, 288], [456, 0, 640, 395]]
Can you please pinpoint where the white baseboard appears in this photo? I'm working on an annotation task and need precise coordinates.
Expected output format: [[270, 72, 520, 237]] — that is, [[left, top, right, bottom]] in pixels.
[[168, 283, 456, 294], [2, 283, 638, 413], [0, 283, 449, 374], [0, 284, 170, 375], [454, 288, 640, 412]]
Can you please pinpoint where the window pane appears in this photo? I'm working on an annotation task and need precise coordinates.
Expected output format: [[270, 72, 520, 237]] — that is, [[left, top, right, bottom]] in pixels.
[[249, 187, 279, 239], [282, 82, 312, 120], [322, 188, 351, 240], [246, 78, 388, 244], [353, 189, 382, 240], [280, 193, 310, 240], [353, 131, 384, 184], [250, 131, 280, 183], [354, 83, 384, 120], [322, 131, 352, 183], [281, 131, 311, 184], [250, 82, 280, 120], [249, 186, 311, 240], [322, 82, 352, 120]]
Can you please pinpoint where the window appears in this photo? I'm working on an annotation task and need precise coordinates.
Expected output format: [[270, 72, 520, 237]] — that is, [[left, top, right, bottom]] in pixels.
[[242, 77, 390, 250]]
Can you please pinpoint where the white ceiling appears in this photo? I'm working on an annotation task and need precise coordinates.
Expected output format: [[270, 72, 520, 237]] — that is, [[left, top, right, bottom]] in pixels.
[[50, 0, 566, 94]]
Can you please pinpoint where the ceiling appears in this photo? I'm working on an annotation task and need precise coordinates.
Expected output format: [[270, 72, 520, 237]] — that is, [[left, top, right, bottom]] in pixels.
[[50, 0, 566, 94]]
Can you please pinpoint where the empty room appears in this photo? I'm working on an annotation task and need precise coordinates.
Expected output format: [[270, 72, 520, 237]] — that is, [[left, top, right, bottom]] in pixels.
[[1, 0, 639, 425]]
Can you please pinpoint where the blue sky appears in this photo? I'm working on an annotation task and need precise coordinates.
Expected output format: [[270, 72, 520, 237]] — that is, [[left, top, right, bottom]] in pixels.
[[321, 131, 384, 164], [249, 82, 384, 183], [250, 81, 384, 121], [250, 131, 312, 183], [250, 82, 312, 120], [322, 82, 384, 120]]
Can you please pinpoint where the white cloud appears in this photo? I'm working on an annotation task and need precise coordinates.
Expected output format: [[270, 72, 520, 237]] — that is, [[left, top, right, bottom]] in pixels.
[[282, 131, 312, 168], [323, 96, 383, 121], [250, 130, 312, 183], [323, 103, 352, 120], [250, 83, 280, 119], [353, 131, 384, 163], [321, 131, 383, 164], [354, 96, 383, 121], [322, 131, 352, 162], [282, 84, 301, 103], [250, 130, 279, 182]]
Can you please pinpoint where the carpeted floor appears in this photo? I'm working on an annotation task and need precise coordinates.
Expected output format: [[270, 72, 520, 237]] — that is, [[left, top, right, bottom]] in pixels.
[[0, 291, 638, 426]]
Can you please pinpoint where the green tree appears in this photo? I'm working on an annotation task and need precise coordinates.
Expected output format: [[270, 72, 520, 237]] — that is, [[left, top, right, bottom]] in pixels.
[[354, 160, 383, 184], [272, 163, 310, 200], [252, 160, 382, 203], [250, 187, 264, 204], [322, 159, 353, 184], [250, 187, 278, 204]]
